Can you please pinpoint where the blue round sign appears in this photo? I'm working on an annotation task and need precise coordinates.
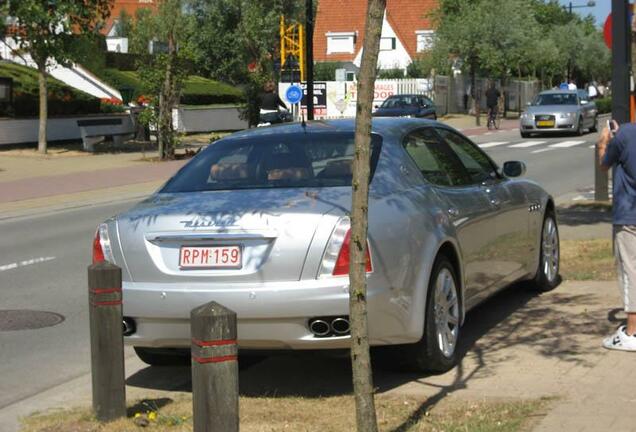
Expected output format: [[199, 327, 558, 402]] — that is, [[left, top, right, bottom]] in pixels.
[[285, 85, 303, 104]]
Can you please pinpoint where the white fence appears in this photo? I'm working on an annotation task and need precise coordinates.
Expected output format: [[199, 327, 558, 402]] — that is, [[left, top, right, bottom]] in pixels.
[[0, 114, 134, 146]]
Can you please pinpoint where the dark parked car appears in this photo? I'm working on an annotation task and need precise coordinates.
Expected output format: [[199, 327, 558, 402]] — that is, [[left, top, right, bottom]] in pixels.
[[373, 94, 437, 120]]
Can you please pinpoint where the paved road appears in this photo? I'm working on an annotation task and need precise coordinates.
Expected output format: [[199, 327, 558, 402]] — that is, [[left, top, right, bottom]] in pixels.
[[0, 201, 137, 411], [0, 125, 602, 422], [467, 127, 600, 200]]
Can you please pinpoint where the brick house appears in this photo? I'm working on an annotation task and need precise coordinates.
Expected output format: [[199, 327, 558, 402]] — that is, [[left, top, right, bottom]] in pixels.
[[313, 0, 437, 73]]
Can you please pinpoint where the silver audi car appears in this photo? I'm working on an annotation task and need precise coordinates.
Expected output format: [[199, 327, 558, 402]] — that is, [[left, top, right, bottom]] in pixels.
[[520, 90, 598, 138], [93, 118, 559, 372]]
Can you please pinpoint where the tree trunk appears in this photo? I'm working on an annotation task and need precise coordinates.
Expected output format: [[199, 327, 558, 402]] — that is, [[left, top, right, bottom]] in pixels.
[[349, 1, 384, 432], [159, 34, 176, 160], [471, 61, 480, 126], [37, 62, 48, 154]]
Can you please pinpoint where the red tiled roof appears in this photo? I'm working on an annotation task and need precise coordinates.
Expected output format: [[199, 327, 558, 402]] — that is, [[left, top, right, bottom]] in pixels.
[[312, 0, 437, 62], [313, 0, 369, 62]]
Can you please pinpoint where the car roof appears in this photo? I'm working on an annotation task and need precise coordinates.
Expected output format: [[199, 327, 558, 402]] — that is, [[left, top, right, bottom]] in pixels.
[[386, 94, 429, 98], [539, 90, 578, 95], [221, 118, 443, 143]]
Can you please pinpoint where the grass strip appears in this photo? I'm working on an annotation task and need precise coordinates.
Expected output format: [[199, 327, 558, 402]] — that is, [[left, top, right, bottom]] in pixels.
[[21, 395, 549, 432]]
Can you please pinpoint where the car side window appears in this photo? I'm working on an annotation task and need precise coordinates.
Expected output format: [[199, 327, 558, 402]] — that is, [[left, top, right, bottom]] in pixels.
[[402, 128, 468, 187], [435, 128, 498, 185]]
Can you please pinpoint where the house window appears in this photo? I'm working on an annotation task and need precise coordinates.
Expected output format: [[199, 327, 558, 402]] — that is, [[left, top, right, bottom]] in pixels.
[[416, 30, 435, 52], [326, 32, 355, 54], [379, 37, 396, 51]]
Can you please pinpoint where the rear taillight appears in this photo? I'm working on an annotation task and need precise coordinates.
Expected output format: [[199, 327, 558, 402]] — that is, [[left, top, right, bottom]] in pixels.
[[92, 223, 114, 264], [318, 217, 373, 278]]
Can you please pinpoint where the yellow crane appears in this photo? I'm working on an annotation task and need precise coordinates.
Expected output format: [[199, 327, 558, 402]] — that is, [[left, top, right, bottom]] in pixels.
[[279, 15, 305, 81]]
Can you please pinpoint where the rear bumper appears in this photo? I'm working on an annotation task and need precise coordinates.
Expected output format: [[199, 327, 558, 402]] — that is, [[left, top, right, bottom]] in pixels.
[[122, 278, 419, 350]]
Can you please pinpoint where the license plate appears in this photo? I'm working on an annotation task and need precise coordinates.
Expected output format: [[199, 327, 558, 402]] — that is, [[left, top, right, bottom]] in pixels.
[[536, 120, 554, 127], [179, 245, 242, 269]]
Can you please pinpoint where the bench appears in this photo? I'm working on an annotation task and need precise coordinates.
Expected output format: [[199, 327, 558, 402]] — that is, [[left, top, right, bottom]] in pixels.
[[77, 118, 133, 152]]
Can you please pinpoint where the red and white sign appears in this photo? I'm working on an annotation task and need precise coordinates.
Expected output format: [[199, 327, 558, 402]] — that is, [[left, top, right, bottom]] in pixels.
[[604, 5, 634, 49], [179, 246, 242, 269]]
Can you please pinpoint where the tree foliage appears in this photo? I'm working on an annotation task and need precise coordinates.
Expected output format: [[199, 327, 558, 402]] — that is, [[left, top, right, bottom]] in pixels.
[[427, 0, 609, 86], [187, 0, 303, 84], [6, 0, 113, 153], [134, 0, 193, 159]]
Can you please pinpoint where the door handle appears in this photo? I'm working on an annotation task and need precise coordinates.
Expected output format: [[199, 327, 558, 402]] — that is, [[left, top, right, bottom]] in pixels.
[[447, 208, 459, 217], [490, 198, 501, 206]]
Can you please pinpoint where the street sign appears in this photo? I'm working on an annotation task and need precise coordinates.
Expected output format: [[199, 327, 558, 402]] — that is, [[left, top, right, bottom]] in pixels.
[[285, 85, 303, 104], [604, 5, 633, 49]]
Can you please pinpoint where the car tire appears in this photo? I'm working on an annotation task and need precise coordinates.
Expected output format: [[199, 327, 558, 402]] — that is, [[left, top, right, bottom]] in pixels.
[[590, 116, 598, 133], [134, 347, 190, 366], [531, 210, 560, 292], [576, 117, 584, 136], [521, 131, 530, 138], [396, 255, 460, 373]]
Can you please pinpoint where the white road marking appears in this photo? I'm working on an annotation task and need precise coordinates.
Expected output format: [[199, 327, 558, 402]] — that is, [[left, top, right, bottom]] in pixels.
[[508, 140, 547, 148], [531, 147, 557, 154], [589, 145, 595, 148], [478, 141, 510, 149], [484, 132, 493, 135], [467, 135, 478, 139], [0, 256, 56, 272], [549, 140, 586, 148]]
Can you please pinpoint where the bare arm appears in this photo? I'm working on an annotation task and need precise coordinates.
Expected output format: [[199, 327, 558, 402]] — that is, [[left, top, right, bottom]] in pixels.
[[597, 120, 618, 171]]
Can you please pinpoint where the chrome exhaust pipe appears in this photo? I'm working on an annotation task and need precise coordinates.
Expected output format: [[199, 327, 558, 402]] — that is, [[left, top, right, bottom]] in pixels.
[[122, 317, 135, 336], [309, 319, 330, 337], [331, 317, 350, 335]]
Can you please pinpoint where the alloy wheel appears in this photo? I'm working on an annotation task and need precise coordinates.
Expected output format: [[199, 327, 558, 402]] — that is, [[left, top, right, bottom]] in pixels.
[[542, 217, 559, 284], [433, 268, 460, 358]]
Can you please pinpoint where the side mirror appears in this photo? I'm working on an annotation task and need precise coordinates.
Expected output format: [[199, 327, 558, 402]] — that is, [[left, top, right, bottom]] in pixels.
[[502, 161, 526, 178]]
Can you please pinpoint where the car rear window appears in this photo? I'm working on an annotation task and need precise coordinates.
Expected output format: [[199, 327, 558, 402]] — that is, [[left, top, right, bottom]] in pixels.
[[160, 132, 383, 193]]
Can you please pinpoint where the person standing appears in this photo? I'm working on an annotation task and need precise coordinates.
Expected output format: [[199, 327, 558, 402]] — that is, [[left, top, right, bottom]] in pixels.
[[568, 79, 577, 91], [598, 120, 636, 351]]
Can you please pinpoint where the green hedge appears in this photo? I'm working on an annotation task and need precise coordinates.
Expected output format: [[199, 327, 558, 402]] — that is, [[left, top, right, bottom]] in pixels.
[[595, 96, 611, 114], [0, 62, 101, 117], [87, 68, 245, 105]]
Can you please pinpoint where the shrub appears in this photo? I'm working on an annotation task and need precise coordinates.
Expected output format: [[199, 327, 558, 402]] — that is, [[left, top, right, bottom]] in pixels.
[[377, 68, 405, 79], [595, 96, 611, 114], [0, 62, 103, 117], [314, 62, 344, 81]]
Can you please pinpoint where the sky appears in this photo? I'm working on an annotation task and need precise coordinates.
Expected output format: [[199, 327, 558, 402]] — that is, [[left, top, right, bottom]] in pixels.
[[557, 0, 611, 27]]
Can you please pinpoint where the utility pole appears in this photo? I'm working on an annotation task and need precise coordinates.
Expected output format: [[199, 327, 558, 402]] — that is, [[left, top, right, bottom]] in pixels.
[[612, 0, 630, 125], [305, 0, 314, 120]]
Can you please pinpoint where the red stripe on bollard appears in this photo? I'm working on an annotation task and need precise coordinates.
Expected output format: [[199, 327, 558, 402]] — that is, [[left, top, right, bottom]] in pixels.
[[91, 300, 123, 307], [192, 354, 238, 364], [192, 338, 236, 347], [90, 288, 122, 294]]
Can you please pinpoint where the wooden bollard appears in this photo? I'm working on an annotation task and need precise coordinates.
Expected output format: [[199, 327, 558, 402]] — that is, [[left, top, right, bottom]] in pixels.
[[191, 301, 239, 432], [88, 262, 126, 422]]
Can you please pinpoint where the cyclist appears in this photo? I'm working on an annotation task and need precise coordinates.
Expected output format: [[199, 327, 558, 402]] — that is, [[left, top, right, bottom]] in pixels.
[[258, 81, 289, 125], [485, 81, 501, 129]]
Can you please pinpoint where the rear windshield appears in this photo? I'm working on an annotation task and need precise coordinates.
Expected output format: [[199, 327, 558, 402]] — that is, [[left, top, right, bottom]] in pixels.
[[160, 132, 383, 193]]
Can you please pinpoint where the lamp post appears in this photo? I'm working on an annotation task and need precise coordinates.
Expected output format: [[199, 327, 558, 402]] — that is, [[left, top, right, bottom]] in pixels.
[[564, 1, 596, 15], [563, 1, 596, 80]]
